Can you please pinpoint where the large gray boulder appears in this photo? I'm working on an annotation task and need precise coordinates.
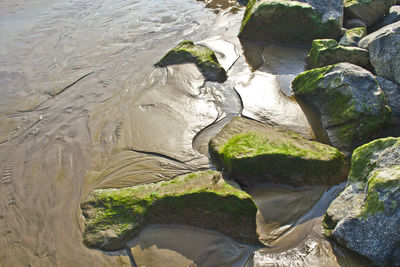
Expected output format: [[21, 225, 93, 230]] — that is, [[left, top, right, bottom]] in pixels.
[[292, 62, 391, 152], [324, 137, 400, 266], [239, 0, 343, 44], [359, 21, 400, 85], [344, 0, 395, 26]]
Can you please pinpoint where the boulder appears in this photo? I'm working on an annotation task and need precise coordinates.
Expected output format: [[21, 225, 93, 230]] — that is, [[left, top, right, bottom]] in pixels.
[[308, 39, 369, 68], [209, 117, 348, 187], [376, 76, 400, 126], [238, 0, 343, 45], [81, 171, 258, 250], [370, 5, 400, 32], [324, 137, 400, 266], [344, 0, 395, 26], [359, 21, 400, 85], [292, 63, 391, 152], [155, 40, 227, 82], [339, 27, 367, 46]]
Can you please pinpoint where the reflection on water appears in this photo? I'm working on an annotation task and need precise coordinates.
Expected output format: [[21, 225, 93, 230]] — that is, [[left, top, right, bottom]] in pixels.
[[197, 0, 242, 14]]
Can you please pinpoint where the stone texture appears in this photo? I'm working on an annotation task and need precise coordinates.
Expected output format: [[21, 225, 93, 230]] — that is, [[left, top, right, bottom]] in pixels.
[[344, 0, 395, 26], [292, 63, 391, 152], [239, 0, 343, 44], [324, 137, 400, 266], [376, 76, 400, 126], [308, 39, 369, 68], [344, 18, 368, 28], [339, 27, 367, 46], [209, 117, 348, 187], [370, 5, 400, 32], [359, 21, 400, 85]]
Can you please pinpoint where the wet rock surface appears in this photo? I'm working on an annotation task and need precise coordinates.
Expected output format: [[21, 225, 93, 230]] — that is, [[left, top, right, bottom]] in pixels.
[[209, 117, 348, 187], [238, 0, 343, 44], [81, 171, 258, 250], [292, 62, 391, 152], [324, 137, 400, 266], [308, 39, 369, 68], [359, 21, 400, 85]]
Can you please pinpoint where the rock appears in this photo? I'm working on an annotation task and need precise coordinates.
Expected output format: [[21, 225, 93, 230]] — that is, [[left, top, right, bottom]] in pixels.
[[238, 0, 343, 45], [376, 76, 400, 125], [344, 18, 368, 28], [359, 21, 400, 85], [155, 40, 227, 82], [344, 0, 395, 26], [81, 171, 258, 250], [324, 137, 400, 266], [208, 117, 348, 187], [308, 39, 369, 68], [339, 27, 367, 46], [370, 5, 400, 32], [292, 62, 391, 152]]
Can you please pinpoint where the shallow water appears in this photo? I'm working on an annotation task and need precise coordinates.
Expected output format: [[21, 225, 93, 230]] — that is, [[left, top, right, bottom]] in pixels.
[[0, 0, 364, 266]]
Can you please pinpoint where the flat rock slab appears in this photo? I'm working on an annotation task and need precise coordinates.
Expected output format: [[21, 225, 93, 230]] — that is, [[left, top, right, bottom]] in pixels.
[[239, 0, 342, 44], [209, 117, 348, 187], [359, 21, 400, 85], [81, 171, 258, 250], [324, 137, 400, 266], [292, 62, 391, 152]]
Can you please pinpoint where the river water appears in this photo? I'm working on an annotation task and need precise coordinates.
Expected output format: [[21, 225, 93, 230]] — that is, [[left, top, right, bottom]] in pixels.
[[0, 0, 367, 266]]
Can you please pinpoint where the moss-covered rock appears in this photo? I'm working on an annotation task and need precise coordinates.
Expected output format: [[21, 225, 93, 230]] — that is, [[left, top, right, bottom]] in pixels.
[[81, 171, 259, 250], [155, 40, 227, 82], [344, 0, 395, 26], [324, 137, 400, 265], [238, 0, 342, 45], [308, 39, 369, 68], [339, 27, 367, 46], [292, 62, 391, 152], [209, 117, 348, 187]]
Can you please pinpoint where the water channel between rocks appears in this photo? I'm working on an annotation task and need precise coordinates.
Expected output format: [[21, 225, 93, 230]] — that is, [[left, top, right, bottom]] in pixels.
[[0, 0, 368, 266]]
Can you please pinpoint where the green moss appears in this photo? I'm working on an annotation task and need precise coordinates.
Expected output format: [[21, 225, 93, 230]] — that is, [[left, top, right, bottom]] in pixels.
[[349, 137, 400, 184], [155, 40, 227, 82], [344, 0, 372, 8], [81, 171, 258, 250], [292, 65, 335, 95]]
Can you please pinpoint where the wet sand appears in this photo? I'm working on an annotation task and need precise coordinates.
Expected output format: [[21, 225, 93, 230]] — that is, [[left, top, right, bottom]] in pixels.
[[0, 0, 365, 266]]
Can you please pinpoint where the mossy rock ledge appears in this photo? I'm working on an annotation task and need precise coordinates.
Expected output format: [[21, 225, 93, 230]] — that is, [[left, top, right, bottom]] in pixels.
[[209, 117, 348, 187], [339, 27, 367, 46], [324, 137, 400, 266], [292, 62, 391, 152], [81, 171, 259, 251], [155, 40, 227, 82], [308, 39, 369, 68], [239, 0, 343, 44]]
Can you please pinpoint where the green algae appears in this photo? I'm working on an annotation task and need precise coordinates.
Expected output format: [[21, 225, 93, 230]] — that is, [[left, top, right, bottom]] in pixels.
[[81, 171, 258, 250], [349, 137, 400, 184], [307, 39, 369, 68], [155, 40, 227, 82], [292, 65, 335, 95]]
